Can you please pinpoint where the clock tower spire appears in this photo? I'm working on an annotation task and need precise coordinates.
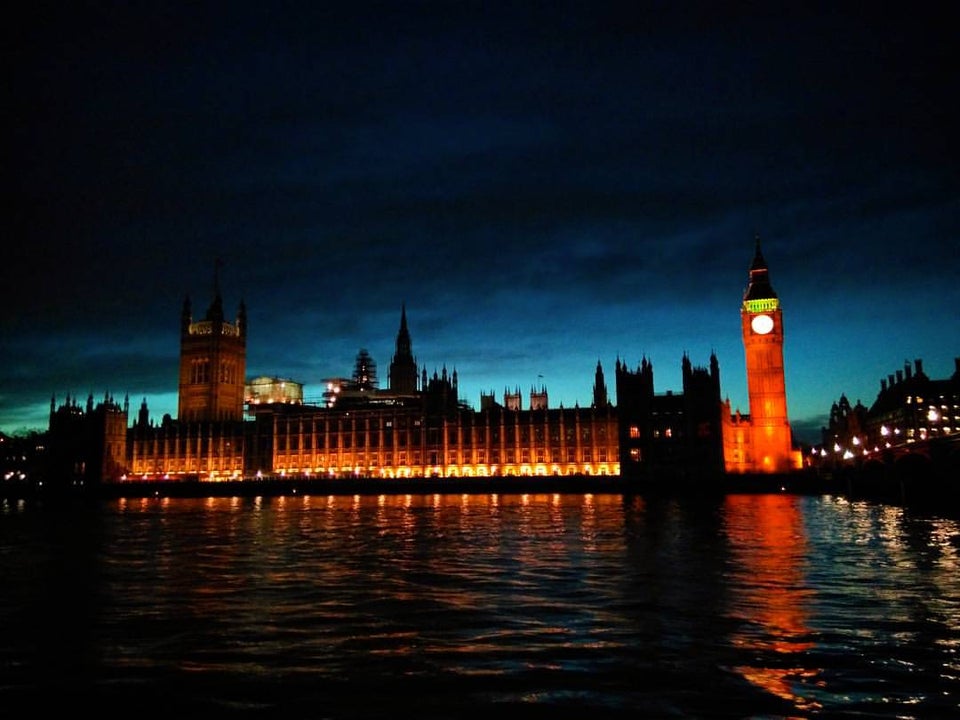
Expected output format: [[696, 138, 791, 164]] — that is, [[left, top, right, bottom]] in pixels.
[[739, 236, 797, 472]]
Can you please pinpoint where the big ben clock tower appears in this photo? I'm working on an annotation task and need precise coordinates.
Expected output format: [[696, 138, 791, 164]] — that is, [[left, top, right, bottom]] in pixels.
[[740, 237, 797, 472]]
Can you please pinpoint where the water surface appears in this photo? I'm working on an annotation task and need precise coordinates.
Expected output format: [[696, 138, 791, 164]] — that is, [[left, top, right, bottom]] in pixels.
[[2, 492, 958, 717]]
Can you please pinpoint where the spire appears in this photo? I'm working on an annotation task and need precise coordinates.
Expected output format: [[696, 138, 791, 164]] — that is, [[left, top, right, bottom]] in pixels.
[[205, 258, 225, 322], [389, 303, 417, 395], [214, 256, 223, 298], [743, 234, 778, 301], [395, 303, 412, 358], [593, 359, 609, 408], [751, 233, 764, 271], [181, 294, 192, 334]]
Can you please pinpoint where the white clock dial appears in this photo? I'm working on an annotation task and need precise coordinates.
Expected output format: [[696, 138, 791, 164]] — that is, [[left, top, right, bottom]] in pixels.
[[751, 314, 774, 335]]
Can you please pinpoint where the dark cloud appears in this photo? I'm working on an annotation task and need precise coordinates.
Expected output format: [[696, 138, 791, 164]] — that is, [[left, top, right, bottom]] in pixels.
[[4, 2, 958, 442]]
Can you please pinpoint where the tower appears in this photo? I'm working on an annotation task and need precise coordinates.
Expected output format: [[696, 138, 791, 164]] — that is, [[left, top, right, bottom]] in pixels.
[[177, 268, 247, 422], [740, 237, 796, 472], [530, 384, 548, 410], [388, 304, 418, 395]]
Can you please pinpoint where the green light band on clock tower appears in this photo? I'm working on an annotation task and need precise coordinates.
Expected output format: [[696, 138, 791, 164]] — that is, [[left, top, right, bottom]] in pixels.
[[743, 298, 780, 313]]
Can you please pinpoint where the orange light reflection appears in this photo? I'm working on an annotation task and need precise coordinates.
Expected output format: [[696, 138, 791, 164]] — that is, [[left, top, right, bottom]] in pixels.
[[724, 494, 823, 712]]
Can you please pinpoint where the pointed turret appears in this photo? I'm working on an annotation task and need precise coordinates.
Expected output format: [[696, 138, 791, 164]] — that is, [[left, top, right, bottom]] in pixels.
[[592, 359, 609, 408]]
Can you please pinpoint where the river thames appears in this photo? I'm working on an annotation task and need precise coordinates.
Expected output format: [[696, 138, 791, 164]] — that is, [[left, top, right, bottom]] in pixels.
[[2, 491, 958, 717]]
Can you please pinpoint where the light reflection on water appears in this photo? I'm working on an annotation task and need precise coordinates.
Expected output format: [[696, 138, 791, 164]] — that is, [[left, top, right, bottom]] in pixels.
[[1, 492, 959, 717], [723, 494, 821, 711]]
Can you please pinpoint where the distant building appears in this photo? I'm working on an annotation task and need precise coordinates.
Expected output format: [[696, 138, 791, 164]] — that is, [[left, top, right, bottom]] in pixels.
[[0, 429, 47, 484], [44, 240, 806, 485], [47, 392, 128, 484], [246, 376, 304, 407], [821, 357, 960, 459]]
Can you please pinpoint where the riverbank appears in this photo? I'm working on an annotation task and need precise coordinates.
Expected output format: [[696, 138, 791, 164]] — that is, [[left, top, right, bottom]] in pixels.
[[3, 470, 827, 501], [2, 468, 951, 510]]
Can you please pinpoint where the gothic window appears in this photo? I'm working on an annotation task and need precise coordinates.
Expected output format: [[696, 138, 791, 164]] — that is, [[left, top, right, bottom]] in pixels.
[[191, 359, 211, 384]]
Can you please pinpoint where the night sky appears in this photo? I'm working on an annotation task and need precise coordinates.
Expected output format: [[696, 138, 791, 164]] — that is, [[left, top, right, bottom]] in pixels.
[[5, 2, 957, 444]]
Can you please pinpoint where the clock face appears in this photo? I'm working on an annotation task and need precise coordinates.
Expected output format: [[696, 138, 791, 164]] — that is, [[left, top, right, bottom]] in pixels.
[[751, 313, 774, 335]]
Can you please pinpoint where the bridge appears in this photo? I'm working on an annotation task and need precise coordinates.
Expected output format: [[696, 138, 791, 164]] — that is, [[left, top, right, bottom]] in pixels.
[[814, 434, 960, 506]]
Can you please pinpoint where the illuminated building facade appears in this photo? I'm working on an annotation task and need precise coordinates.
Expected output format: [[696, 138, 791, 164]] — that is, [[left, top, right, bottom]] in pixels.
[[45, 242, 806, 485], [245, 376, 304, 406], [724, 240, 802, 473], [246, 394, 619, 480], [112, 299, 619, 481], [177, 276, 247, 422], [820, 357, 960, 462]]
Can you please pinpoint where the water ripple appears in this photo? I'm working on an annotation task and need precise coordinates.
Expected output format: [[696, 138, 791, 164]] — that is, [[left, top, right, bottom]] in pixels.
[[1, 493, 959, 717]]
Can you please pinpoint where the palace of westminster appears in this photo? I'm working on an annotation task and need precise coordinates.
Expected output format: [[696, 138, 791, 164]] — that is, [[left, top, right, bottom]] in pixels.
[[47, 244, 808, 484]]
